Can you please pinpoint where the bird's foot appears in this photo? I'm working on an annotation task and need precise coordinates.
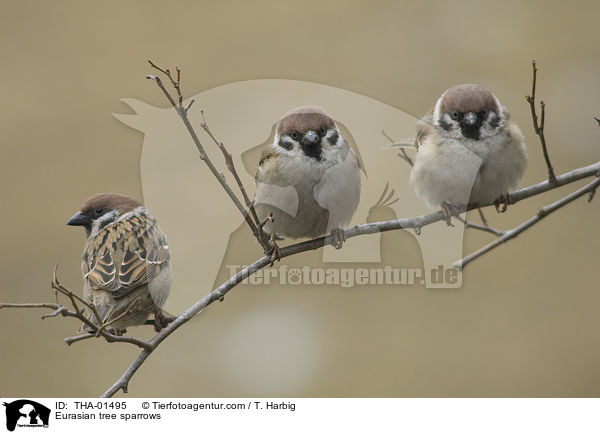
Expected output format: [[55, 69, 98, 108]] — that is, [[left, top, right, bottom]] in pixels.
[[330, 227, 347, 249], [494, 193, 512, 213], [94, 325, 122, 337], [153, 312, 172, 332], [268, 232, 281, 266], [441, 202, 460, 226]]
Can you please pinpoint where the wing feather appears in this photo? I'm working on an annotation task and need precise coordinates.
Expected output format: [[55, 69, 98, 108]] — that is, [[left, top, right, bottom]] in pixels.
[[82, 210, 170, 299]]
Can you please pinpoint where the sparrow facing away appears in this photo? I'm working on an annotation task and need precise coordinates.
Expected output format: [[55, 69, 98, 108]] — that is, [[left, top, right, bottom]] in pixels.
[[254, 106, 361, 252], [409, 84, 527, 219], [67, 193, 172, 334]]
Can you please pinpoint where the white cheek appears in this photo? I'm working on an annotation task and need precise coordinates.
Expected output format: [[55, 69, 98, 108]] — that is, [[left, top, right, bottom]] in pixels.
[[272, 137, 302, 158], [436, 114, 462, 139], [89, 209, 119, 238]]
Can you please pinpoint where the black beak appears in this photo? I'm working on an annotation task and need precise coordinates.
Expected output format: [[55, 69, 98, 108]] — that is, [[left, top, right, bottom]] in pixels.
[[459, 112, 481, 140], [67, 212, 91, 227], [299, 130, 322, 160], [300, 130, 320, 147], [460, 112, 478, 127]]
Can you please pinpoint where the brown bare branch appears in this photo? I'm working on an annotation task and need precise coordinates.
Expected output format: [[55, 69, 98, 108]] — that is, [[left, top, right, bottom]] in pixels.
[[525, 60, 557, 185], [455, 215, 505, 237], [146, 62, 270, 252], [454, 175, 600, 270], [100, 159, 600, 397]]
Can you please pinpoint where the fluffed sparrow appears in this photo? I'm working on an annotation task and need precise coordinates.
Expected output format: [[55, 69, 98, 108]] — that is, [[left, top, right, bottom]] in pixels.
[[409, 84, 527, 219], [67, 193, 172, 334], [254, 106, 361, 253]]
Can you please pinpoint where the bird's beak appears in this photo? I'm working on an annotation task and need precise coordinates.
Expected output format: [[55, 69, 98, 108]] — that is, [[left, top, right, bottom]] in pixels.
[[461, 112, 478, 127], [66, 212, 91, 227], [301, 130, 320, 147]]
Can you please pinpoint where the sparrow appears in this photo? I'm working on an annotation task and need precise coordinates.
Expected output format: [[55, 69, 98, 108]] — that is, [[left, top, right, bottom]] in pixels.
[[409, 84, 527, 221], [67, 193, 172, 334], [254, 106, 361, 256]]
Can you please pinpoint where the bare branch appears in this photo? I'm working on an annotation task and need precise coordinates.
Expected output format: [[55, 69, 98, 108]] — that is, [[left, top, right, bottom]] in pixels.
[[145, 75, 178, 108], [6, 61, 598, 398], [199, 110, 261, 227], [0, 302, 62, 310], [64, 334, 94, 345], [146, 62, 270, 252], [525, 60, 557, 185], [455, 215, 505, 237], [100, 160, 600, 397], [477, 208, 490, 227], [148, 60, 183, 106], [454, 175, 600, 270], [2, 266, 153, 350]]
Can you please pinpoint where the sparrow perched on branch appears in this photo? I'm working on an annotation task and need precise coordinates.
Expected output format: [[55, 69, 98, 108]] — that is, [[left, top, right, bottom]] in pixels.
[[409, 84, 527, 220], [67, 193, 172, 334], [254, 106, 361, 254]]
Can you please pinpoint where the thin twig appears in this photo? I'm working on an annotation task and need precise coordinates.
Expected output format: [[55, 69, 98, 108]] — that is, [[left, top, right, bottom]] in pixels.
[[0, 302, 62, 310], [477, 208, 490, 227], [454, 176, 600, 270], [525, 60, 557, 185], [2, 269, 152, 350], [382, 129, 413, 166], [146, 62, 269, 252], [148, 60, 183, 106], [64, 334, 95, 345], [200, 110, 261, 226], [101, 160, 600, 397], [145, 74, 178, 108], [455, 215, 505, 237]]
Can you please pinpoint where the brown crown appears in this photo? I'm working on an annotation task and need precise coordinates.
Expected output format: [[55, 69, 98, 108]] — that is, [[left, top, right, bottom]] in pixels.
[[79, 193, 142, 215], [276, 106, 336, 135], [440, 84, 500, 113]]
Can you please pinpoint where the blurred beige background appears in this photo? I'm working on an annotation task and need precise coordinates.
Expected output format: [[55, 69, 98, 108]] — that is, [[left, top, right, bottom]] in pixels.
[[1, 0, 599, 397]]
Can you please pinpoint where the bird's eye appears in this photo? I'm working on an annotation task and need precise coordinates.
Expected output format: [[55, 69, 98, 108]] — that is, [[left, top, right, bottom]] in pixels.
[[480, 109, 488, 117], [95, 207, 104, 215], [451, 110, 461, 121], [318, 127, 327, 137], [290, 131, 300, 140]]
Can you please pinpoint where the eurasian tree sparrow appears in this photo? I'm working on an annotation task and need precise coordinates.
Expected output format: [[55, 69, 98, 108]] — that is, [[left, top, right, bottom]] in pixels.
[[254, 106, 361, 253], [409, 84, 527, 220], [67, 193, 172, 334]]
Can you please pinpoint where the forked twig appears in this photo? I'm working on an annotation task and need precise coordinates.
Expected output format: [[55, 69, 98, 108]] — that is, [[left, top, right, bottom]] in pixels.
[[382, 129, 414, 166], [525, 60, 557, 185], [454, 176, 600, 270], [146, 61, 270, 253], [3, 60, 599, 399]]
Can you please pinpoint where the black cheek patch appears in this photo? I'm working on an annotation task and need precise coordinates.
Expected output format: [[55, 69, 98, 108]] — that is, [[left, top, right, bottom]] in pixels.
[[98, 216, 116, 231], [327, 131, 339, 145], [278, 138, 293, 150], [488, 112, 500, 128], [438, 117, 452, 131]]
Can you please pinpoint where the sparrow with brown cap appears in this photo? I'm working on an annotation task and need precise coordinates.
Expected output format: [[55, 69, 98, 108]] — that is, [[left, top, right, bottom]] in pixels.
[[67, 193, 172, 334], [254, 106, 361, 258], [409, 84, 527, 222]]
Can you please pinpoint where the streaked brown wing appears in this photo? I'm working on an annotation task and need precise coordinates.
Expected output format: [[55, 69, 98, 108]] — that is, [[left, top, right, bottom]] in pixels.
[[84, 249, 119, 291], [83, 212, 170, 299], [113, 237, 170, 299]]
